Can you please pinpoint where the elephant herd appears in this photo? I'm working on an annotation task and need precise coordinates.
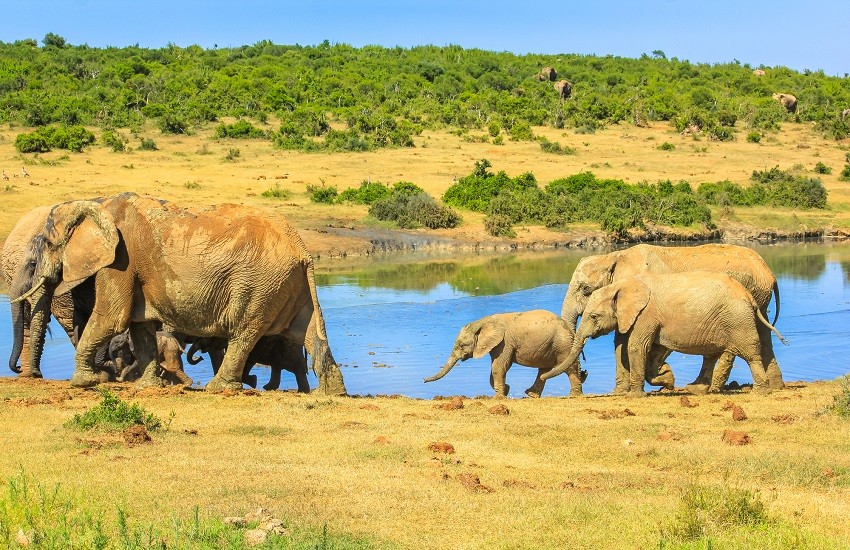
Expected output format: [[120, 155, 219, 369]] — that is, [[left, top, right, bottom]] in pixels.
[[5, 194, 787, 399]]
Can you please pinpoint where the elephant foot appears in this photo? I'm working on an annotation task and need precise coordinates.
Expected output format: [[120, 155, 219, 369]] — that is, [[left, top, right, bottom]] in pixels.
[[568, 389, 583, 398], [18, 369, 43, 379], [70, 371, 101, 388], [205, 376, 243, 393], [752, 384, 771, 396], [649, 373, 675, 391], [135, 374, 166, 390], [685, 383, 710, 395], [612, 385, 629, 395], [524, 389, 542, 398], [627, 390, 647, 398], [769, 379, 786, 390]]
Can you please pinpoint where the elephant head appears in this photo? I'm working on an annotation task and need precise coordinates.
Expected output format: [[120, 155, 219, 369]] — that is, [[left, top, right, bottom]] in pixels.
[[10, 200, 119, 378], [561, 253, 621, 336], [544, 279, 649, 381], [423, 318, 505, 383], [537, 67, 557, 82], [772, 92, 797, 113], [554, 79, 572, 100]]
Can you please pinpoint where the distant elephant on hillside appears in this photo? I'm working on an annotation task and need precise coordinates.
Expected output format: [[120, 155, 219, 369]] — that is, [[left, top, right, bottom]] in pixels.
[[752, 69, 766, 76], [554, 79, 572, 100], [537, 67, 557, 82], [772, 92, 797, 113], [842, 108, 850, 120]]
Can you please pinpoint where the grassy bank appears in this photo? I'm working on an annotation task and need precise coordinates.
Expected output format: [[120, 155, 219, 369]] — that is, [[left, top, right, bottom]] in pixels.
[[1, 378, 849, 548]]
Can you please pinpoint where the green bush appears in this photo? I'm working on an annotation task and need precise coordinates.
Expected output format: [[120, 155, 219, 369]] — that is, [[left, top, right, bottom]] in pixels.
[[443, 160, 538, 212], [261, 183, 291, 199], [746, 131, 762, 143], [65, 388, 162, 432], [338, 180, 392, 204], [662, 484, 770, 543], [101, 130, 126, 152], [507, 121, 534, 141], [306, 183, 338, 203], [539, 138, 577, 155], [139, 138, 158, 151], [709, 126, 734, 142], [224, 148, 241, 161], [839, 165, 850, 181], [484, 213, 516, 237], [750, 166, 828, 208], [214, 120, 266, 139], [14, 132, 50, 153], [826, 375, 850, 417], [15, 125, 95, 153], [657, 141, 675, 151], [369, 186, 460, 229], [814, 162, 832, 175]]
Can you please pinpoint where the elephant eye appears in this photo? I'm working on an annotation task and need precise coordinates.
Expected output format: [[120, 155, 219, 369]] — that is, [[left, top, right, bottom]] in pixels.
[[582, 286, 593, 296]]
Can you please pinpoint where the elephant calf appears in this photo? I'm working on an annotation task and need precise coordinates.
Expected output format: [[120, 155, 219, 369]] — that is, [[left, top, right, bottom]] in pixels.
[[424, 310, 587, 398], [113, 331, 193, 387]]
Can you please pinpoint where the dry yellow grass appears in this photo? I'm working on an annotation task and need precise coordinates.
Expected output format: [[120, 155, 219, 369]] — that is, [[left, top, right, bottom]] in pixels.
[[0, 378, 848, 548], [2, 121, 850, 259]]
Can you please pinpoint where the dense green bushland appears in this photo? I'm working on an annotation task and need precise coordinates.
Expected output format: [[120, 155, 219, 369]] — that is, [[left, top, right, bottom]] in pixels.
[[445, 161, 828, 237], [14, 124, 95, 152], [368, 181, 461, 229], [2, 35, 849, 149]]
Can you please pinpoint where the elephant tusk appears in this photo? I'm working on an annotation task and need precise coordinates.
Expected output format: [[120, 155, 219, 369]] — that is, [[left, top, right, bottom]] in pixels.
[[10, 277, 46, 304]]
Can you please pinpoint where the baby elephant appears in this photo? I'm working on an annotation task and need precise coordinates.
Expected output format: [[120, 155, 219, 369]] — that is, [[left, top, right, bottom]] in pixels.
[[115, 331, 193, 387], [424, 310, 587, 398], [541, 272, 787, 396]]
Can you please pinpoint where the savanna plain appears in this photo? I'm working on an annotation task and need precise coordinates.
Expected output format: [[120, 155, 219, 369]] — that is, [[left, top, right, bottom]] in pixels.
[[1, 121, 850, 548]]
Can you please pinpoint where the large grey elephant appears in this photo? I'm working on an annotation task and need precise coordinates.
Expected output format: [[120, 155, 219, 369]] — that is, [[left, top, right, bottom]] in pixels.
[[772, 92, 797, 113], [543, 273, 787, 397], [560, 243, 782, 394], [554, 79, 572, 100], [10, 192, 346, 395], [4, 205, 97, 377], [424, 310, 591, 398], [185, 335, 309, 392], [537, 67, 557, 82]]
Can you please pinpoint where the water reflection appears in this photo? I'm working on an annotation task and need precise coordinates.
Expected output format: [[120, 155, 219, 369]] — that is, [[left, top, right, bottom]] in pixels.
[[2, 242, 849, 397]]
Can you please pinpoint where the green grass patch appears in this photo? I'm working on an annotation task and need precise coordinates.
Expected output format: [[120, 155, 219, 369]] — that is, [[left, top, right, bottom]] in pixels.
[[261, 183, 291, 199], [826, 375, 850, 418], [65, 388, 162, 432]]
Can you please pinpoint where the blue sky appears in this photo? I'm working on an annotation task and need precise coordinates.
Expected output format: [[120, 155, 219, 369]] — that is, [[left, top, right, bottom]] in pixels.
[[3, 1, 849, 75]]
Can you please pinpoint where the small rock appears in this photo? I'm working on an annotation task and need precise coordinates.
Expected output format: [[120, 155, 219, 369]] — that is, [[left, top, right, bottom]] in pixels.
[[373, 436, 389, 445], [722, 429, 751, 446], [657, 430, 683, 442], [456, 473, 492, 493], [732, 405, 748, 421], [245, 507, 273, 523], [258, 519, 288, 536], [771, 414, 795, 425], [427, 441, 455, 454], [223, 517, 246, 527], [434, 396, 464, 410], [488, 404, 509, 415], [623, 439, 634, 446], [721, 400, 735, 411], [359, 404, 380, 411]]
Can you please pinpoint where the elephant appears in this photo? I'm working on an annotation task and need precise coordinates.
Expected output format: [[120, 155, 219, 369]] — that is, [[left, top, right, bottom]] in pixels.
[[560, 244, 783, 394], [537, 67, 557, 82], [752, 69, 766, 77], [185, 335, 309, 392], [11, 192, 346, 395], [772, 92, 797, 113], [543, 272, 788, 397], [842, 108, 850, 120], [554, 79, 572, 100], [4, 205, 98, 378], [423, 310, 590, 398], [108, 331, 193, 387]]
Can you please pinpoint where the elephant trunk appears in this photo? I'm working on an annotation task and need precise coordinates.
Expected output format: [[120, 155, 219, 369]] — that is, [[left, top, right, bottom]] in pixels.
[[186, 341, 204, 365], [423, 354, 460, 383], [8, 297, 25, 373], [24, 283, 52, 378]]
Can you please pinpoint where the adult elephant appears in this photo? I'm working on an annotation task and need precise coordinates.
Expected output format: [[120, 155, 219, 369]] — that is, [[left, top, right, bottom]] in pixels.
[[537, 67, 557, 82], [185, 334, 309, 393], [560, 244, 782, 394], [543, 273, 787, 396], [11, 192, 346, 395], [4, 205, 97, 378], [772, 92, 797, 113], [554, 79, 572, 100]]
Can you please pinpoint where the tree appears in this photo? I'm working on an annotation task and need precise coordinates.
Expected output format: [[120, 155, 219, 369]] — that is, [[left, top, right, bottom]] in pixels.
[[43, 33, 66, 48], [652, 50, 666, 60]]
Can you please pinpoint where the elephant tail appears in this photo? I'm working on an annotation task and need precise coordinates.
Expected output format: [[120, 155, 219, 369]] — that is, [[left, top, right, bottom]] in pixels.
[[756, 306, 788, 346], [771, 279, 780, 326], [305, 258, 347, 396]]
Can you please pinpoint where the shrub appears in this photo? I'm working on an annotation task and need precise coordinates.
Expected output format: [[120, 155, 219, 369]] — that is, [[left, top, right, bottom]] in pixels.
[[224, 148, 241, 161], [814, 162, 832, 175], [65, 388, 162, 431], [484, 213, 516, 237], [159, 113, 188, 134], [443, 160, 538, 212], [101, 130, 126, 152], [369, 188, 460, 229], [15, 125, 95, 153], [750, 166, 828, 208], [184, 181, 201, 190], [839, 165, 850, 181], [709, 126, 734, 142], [488, 121, 501, 137], [14, 132, 50, 153], [338, 180, 391, 204], [539, 138, 577, 155], [214, 120, 266, 139], [507, 121, 534, 141], [139, 138, 158, 151], [261, 184, 291, 199], [657, 141, 675, 151], [306, 183, 338, 203], [826, 375, 850, 417], [746, 131, 762, 143], [661, 484, 769, 542]]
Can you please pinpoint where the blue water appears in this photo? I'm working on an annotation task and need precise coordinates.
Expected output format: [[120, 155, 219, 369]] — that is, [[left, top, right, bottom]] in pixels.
[[2, 244, 849, 397]]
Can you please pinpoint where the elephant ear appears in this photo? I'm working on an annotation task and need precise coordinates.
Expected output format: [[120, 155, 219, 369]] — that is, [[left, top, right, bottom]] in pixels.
[[472, 319, 505, 359], [614, 280, 650, 333], [54, 202, 119, 295]]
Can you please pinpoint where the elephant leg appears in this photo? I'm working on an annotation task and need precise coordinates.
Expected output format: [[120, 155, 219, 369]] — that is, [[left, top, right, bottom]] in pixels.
[[645, 346, 674, 390], [263, 363, 283, 391], [626, 337, 651, 397], [613, 332, 630, 394], [242, 361, 258, 389], [72, 320, 124, 389], [206, 330, 263, 392], [686, 354, 723, 394], [525, 368, 551, 398], [758, 321, 785, 390], [489, 346, 511, 398], [743, 353, 770, 394], [210, 349, 225, 373], [130, 323, 164, 389]]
